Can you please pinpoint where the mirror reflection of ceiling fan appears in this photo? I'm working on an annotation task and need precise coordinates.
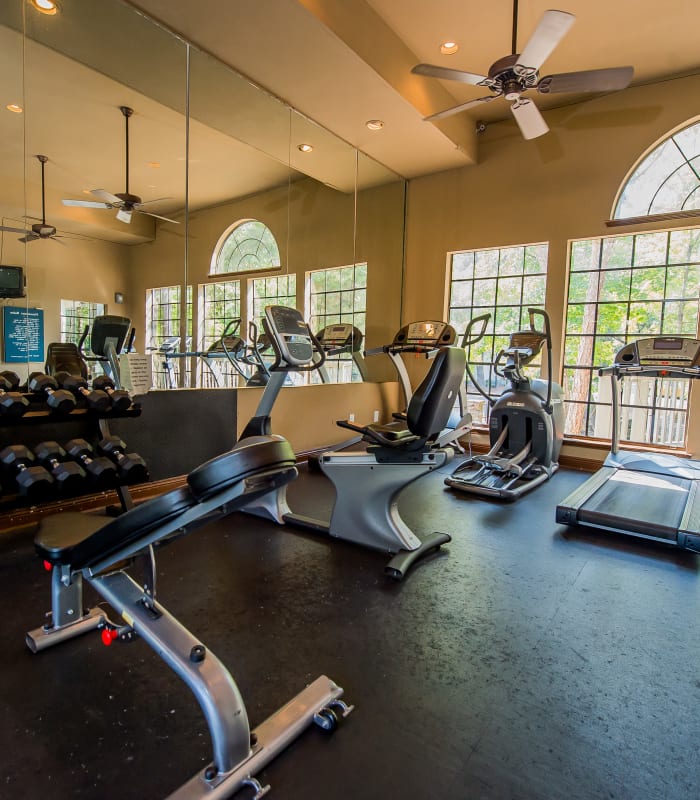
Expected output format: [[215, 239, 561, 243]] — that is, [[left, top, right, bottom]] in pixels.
[[0, 154, 79, 244], [62, 105, 179, 225], [411, 1, 634, 140]]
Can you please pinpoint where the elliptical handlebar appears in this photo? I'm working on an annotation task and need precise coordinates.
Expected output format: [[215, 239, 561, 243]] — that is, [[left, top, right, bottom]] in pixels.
[[527, 307, 553, 414], [461, 313, 495, 408], [460, 313, 490, 348]]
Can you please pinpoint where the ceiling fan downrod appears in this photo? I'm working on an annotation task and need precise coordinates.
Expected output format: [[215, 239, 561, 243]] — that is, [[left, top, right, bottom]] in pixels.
[[120, 105, 133, 197], [37, 154, 48, 224]]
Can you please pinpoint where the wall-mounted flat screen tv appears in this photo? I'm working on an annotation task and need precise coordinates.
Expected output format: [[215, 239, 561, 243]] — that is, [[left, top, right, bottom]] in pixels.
[[0, 266, 25, 298]]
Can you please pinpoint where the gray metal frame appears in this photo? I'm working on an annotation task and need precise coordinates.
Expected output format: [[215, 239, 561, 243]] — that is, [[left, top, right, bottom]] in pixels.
[[26, 460, 351, 798]]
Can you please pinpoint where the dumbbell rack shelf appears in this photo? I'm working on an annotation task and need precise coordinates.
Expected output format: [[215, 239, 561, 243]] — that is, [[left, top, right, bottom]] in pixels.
[[0, 399, 144, 517], [0, 405, 141, 427]]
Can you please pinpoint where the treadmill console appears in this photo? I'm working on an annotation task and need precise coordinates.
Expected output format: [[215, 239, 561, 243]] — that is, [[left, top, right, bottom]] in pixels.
[[264, 305, 314, 366], [315, 323, 363, 352], [391, 321, 456, 350], [614, 337, 700, 373]]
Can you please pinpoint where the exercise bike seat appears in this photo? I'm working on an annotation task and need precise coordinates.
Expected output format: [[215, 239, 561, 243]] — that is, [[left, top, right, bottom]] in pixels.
[[36, 435, 297, 571], [336, 347, 466, 450]]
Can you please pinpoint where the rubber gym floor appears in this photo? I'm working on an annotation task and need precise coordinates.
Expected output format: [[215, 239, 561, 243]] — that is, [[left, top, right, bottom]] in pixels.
[[0, 458, 698, 800]]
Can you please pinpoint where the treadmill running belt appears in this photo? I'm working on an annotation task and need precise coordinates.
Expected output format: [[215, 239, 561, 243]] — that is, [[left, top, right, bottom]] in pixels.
[[578, 471, 690, 541]]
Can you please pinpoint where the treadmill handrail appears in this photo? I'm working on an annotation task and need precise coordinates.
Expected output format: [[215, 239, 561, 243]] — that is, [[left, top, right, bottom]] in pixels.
[[600, 364, 700, 379]]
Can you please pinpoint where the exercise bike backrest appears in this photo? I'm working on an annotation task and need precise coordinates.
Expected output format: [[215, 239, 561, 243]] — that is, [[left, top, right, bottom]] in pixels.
[[405, 346, 466, 440]]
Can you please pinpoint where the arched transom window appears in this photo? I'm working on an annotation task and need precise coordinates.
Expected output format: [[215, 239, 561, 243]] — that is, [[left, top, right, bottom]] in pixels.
[[211, 219, 281, 274], [614, 120, 700, 220]]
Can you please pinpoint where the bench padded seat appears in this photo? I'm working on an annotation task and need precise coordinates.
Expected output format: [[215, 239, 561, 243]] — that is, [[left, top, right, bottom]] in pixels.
[[36, 488, 195, 568], [188, 435, 295, 499], [36, 434, 297, 570]]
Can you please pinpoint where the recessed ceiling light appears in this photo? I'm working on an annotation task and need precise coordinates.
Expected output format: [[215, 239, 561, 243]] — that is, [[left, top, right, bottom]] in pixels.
[[440, 41, 459, 55], [366, 119, 384, 131], [31, 0, 59, 15], [148, 161, 161, 168], [6, 103, 23, 113], [297, 143, 313, 153]]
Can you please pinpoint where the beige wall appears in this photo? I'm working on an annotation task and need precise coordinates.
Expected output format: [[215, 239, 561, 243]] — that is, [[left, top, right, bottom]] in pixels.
[[236, 381, 400, 450], [126, 175, 405, 382], [403, 73, 700, 460], [0, 234, 131, 382]]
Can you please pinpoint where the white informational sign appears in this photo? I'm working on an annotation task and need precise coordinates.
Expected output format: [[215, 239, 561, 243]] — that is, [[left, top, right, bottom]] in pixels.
[[119, 353, 152, 396]]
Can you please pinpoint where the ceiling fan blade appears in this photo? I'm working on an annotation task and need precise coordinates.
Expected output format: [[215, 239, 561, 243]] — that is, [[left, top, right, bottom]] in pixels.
[[92, 188, 123, 205], [537, 66, 634, 95], [137, 209, 181, 224], [510, 99, 549, 140], [116, 208, 133, 224], [515, 10, 575, 72], [135, 196, 172, 207], [62, 198, 112, 209], [412, 63, 490, 86], [0, 225, 31, 234], [424, 95, 498, 122], [18, 233, 40, 243], [50, 236, 68, 246]]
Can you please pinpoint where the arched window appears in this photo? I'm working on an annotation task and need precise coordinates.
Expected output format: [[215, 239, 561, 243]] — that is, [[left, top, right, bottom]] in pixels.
[[613, 119, 700, 221], [211, 219, 281, 274]]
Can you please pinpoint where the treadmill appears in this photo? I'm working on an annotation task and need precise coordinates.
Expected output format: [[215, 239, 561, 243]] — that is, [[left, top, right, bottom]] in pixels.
[[556, 336, 700, 553]]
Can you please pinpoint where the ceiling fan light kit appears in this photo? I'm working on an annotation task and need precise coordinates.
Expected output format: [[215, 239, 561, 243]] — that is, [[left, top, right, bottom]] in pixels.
[[412, 4, 633, 140], [0, 154, 68, 243], [62, 105, 179, 225]]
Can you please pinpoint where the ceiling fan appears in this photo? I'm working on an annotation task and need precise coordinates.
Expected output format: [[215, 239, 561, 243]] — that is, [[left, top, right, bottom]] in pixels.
[[411, 1, 634, 140], [0, 155, 73, 244], [62, 105, 179, 225]]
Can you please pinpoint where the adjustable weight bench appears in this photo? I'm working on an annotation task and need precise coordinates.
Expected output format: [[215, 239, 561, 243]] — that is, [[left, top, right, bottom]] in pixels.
[[26, 434, 351, 800]]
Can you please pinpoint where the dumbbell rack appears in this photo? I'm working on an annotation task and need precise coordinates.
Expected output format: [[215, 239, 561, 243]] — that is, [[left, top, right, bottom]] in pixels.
[[0, 392, 143, 519]]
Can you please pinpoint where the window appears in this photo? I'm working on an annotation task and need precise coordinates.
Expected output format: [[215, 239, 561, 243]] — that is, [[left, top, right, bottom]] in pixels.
[[447, 243, 548, 424], [196, 280, 242, 387], [614, 120, 700, 220], [146, 285, 193, 388], [200, 280, 241, 350], [249, 274, 297, 331], [211, 219, 281, 275], [60, 299, 106, 354], [563, 228, 700, 446], [306, 263, 367, 383]]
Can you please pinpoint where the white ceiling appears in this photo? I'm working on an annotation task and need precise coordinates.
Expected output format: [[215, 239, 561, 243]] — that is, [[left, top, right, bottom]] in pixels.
[[129, 0, 700, 177], [3, 0, 700, 246]]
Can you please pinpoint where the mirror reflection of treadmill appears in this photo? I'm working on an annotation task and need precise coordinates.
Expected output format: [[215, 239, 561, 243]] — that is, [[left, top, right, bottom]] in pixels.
[[556, 335, 700, 552]]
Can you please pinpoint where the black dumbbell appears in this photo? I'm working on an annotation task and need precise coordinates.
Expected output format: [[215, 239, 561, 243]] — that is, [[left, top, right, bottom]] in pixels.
[[34, 441, 87, 495], [0, 444, 54, 500], [27, 373, 76, 414], [65, 439, 119, 490], [92, 376, 132, 411], [0, 372, 29, 417], [98, 436, 149, 484], [54, 371, 111, 412]]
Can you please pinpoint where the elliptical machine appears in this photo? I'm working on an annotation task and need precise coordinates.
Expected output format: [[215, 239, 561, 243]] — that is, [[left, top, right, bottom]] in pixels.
[[445, 308, 564, 500]]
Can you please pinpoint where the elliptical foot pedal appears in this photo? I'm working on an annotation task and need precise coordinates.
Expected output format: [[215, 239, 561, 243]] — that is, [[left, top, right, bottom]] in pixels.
[[384, 531, 451, 580]]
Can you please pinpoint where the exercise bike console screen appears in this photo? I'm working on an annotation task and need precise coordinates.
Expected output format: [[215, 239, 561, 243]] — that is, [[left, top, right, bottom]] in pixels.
[[265, 305, 314, 366]]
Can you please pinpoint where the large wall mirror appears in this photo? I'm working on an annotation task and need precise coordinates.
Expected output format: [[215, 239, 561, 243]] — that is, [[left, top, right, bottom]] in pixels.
[[0, 0, 405, 388]]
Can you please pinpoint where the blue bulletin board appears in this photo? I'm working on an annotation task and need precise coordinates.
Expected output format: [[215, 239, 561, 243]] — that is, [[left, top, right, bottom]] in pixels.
[[2, 306, 45, 363]]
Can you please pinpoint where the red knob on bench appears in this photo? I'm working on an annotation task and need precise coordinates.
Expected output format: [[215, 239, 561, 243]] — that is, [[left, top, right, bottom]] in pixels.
[[101, 628, 118, 646]]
